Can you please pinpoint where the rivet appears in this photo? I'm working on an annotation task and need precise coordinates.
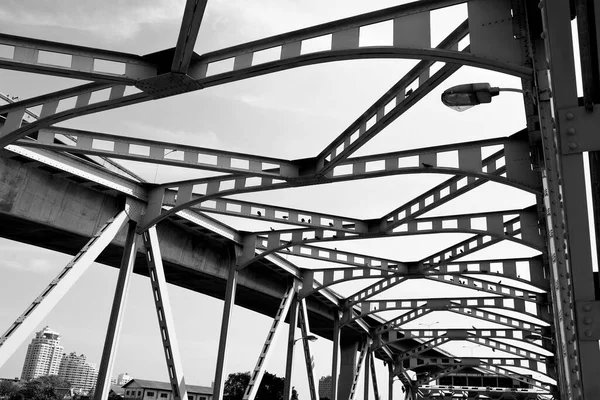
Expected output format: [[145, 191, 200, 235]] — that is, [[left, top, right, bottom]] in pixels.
[[584, 317, 593, 325], [567, 127, 576, 135], [583, 304, 592, 312], [572, 366, 579, 372], [541, 32, 546, 39], [566, 112, 575, 120], [568, 142, 578, 150], [585, 331, 593, 337]]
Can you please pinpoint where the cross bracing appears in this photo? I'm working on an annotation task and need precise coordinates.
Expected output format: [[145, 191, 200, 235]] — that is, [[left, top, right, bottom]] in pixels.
[[0, 1, 599, 400]]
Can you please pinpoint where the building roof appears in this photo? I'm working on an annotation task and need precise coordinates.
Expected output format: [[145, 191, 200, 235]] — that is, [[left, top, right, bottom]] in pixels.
[[123, 379, 213, 395], [110, 384, 125, 395]]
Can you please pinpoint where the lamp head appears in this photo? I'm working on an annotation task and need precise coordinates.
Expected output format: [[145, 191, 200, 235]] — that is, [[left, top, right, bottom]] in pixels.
[[441, 83, 500, 112]]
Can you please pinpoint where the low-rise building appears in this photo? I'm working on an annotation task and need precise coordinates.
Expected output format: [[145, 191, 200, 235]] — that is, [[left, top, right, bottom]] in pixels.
[[122, 379, 212, 400]]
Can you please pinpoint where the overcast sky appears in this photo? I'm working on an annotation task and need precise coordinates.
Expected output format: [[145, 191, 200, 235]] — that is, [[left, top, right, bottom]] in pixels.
[[0, 0, 577, 398]]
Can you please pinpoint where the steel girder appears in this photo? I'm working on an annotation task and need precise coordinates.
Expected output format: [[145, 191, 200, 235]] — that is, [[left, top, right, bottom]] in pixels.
[[2, 0, 597, 398]]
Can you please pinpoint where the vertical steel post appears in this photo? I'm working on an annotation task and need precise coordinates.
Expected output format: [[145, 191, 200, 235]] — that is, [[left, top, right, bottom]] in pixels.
[[143, 227, 188, 400], [387, 364, 393, 400], [94, 221, 138, 400], [212, 255, 239, 400], [0, 210, 129, 369], [331, 312, 340, 400], [283, 293, 299, 400], [363, 349, 370, 400]]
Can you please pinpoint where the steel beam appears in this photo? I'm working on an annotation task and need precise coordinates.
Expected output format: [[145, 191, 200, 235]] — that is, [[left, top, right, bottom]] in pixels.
[[212, 257, 239, 400], [0, 210, 129, 368], [315, 20, 468, 174], [243, 285, 296, 400], [0, 33, 156, 82], [331, 311, 340, 400], [142, 227, 188, 400], [94, 221, 138, 400], [0, 83, 150, 148], [171, 0, 208, 73], [283, 293, 299, 400], [532, 0, 600, 397], [19, 126, 299, 179], [298, 299, 318, 400], [141, 140, 540, 230]]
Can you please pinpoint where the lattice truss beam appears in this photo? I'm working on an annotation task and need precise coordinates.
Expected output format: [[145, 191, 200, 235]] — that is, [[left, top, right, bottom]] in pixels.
[[1, 0, 586, 397]]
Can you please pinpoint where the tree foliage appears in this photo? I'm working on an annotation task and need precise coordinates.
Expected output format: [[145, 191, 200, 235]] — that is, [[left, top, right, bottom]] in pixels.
[[5, 376, 71, 400], [224, 371, 299, 400]]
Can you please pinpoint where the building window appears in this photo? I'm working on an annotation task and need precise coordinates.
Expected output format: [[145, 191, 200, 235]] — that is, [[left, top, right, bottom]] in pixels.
[[147, 392, 155, 397], [199, 397, 207, 400], [138, 391, 142, 396], [160, 394, 168, 398], [126, 391, 130, 395], [188, 396, 194, 400]]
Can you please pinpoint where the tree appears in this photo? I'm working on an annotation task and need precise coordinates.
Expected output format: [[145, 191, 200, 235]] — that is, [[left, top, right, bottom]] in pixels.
[[10, 376, 71, 400], [0, 380, 20, 399], [223, 371, 299, 400]]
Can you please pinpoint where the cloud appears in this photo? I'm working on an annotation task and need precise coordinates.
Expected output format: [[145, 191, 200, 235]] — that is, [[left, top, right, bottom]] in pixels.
[[0, 0, 185, 40], [0, 257, 56, 273], [124, 121, 221, 149]]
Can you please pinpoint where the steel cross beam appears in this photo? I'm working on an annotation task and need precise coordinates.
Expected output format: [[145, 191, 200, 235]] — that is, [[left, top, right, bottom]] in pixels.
[[243, 209, 544, 270], [351, 296, 545, 324], [142, 132, 540, 230], [0, 83, 151, 148], [402, 356, 547, 376], [18, 126, 299, 179], [416, 364, 465, 386], [0, 33, 157, 82]]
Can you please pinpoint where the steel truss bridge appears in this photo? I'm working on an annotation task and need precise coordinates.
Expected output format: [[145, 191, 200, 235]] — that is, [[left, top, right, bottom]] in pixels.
[[0, 0, 599, 399]]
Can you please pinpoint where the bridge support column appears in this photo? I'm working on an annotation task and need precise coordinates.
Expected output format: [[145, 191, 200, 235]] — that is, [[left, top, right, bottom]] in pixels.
[[0, 210, 129, 370], [143, 227, 188, 400], [94, 221, 138, 400], [337, 334, 358, 400], [283, 293, 299, 400], [212, 253, 239, 400]]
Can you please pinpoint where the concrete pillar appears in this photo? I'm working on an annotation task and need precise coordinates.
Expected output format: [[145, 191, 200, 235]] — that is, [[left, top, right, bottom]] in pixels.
[[337, 333, 359, 400]]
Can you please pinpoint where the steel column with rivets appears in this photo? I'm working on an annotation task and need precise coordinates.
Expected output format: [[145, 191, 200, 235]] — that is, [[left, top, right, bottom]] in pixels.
[[94, 221, 138, 400], [535, 0, 600, 398]]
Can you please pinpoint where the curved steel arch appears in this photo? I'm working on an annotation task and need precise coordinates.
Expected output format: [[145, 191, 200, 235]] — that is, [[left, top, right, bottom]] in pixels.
[[191, 47, 533, 89]]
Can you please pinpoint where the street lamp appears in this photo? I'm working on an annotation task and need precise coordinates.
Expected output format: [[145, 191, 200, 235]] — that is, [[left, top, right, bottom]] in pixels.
[[293, 335, 318, 345], [418, 322, 439, 328], [524, 333, 553, 342], [441, 83, 525, 112]]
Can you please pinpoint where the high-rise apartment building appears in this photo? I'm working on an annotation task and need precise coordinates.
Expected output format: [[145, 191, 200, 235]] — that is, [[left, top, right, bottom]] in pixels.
[[116, 372, 132, 385], [318, 375, 333, 399], [58, 352, 98, 394], [21, 326, 64, 380]]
